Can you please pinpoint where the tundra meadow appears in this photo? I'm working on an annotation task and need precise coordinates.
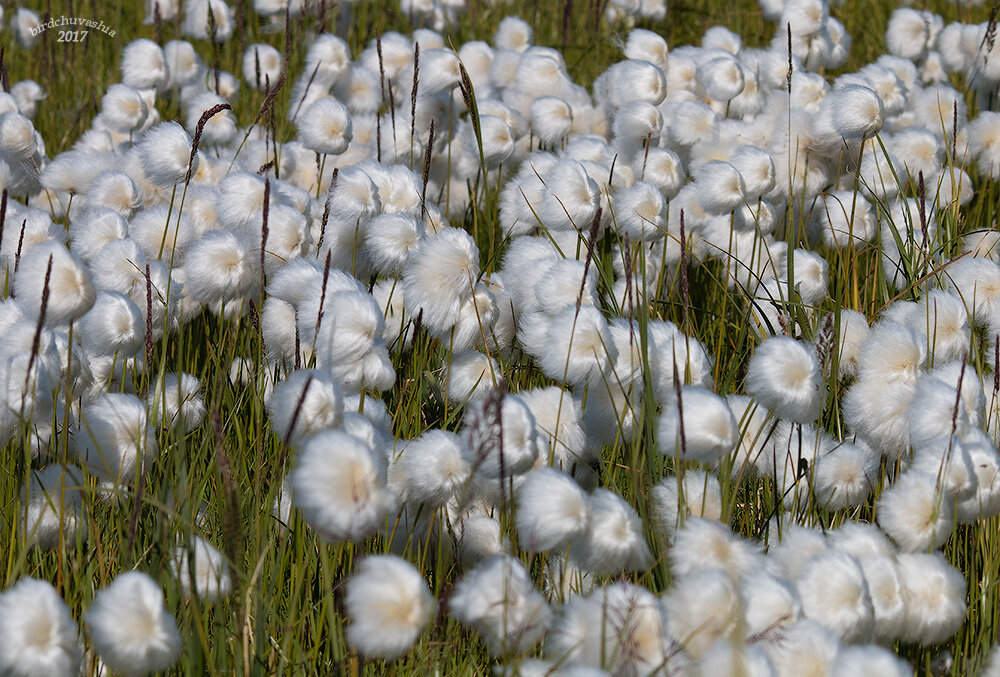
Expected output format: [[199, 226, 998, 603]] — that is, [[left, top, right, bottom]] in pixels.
[[6, 0, 1000, 674]]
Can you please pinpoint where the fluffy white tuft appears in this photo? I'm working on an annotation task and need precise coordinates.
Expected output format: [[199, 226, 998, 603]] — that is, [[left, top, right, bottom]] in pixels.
[[877, 471, 955, 551], [649, 470, 723, 537], [896, 552, 967, 645], [744, 336, 822, 423], [85, 571, 182, 677], [291, 429, 396, 542], [344, 555, 435, 659], [448, 555, 551, 656], [515, 467, 590, 553], [169, 536, 232, 602], [571, 488, 652, 576], [796, 549, 874, 642], [0, 578, 82, 677], [390, 429, 471, 507], [658, 385, 738, 463]]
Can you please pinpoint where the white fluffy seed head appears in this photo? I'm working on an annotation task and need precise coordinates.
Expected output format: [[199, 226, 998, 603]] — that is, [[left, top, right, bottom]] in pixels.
[[185, 92, 237, 147], [515, 467, 590, 553], [493, 17, 533, 53], [796, 549, 874, 643], [87, 172, 142, 217], [698, 55, 745, 102], [14, 240, 96, 327], [780, 0, 827, 36], [909, 436, 978, 503], [0, 578, 82, 677], [856, 554, 907, 643], [539, 305, 617, 386], [604, 60, 666, 107], [639, 147, 684, 199], [0, 111, 37, 157], [658, 386, 738, 463], [85, 571, 182, 677], [767, 523, 827, 580], [20, 465, 87, 551], [448, 555, 551, 657], [344, 555, 435, 659], [216, 172, 275, 232], [877, 471, 955, 551], [842, 375, 918, 459], [728, 145, 775, 199], [267, 369, 344, 446], [182, 0, 234, 43], [812, 441, 879, 510], [896, 552, 967, 645], [762, 619, 839, 676], [886, 8, 940, 61], [121, 39, 169, 91], [129, 205, 197, 264], [612, 180, 666, 241], [571, 488, 652, 576], [67, 208, 127, 265], [302, 34, 351, 87], [183, 230, 258, 306], [420, 48, 462, 94], [364, 212, 425, 278], [956, 430, 1000, 523], [149, 372, 206, 432], [463, 393, 542, 482], [311, 293, 390, 391], [726, 394, 772, 479], [530, 96, 573, 146], [909, 371, 973, 449], [402, 227, 479, 335], [298, 97, 353, 155], [744, 336, 822, 423], [611, 100, 663, 152], [242, 43, 283, 91], [832, 645, 912, 677], [740, 570, 802, 641], [78, 291, 144, 358], [829, 85, 884, 139], [856, 320, 926, 383], [671, 517, 763, 580], [475, 115, 516, 167], [810, 190, 878, 248], [138, 122, 195, 187], [546, 582, 670, 674], [164, 40, 203, 88], [623, 28, 668, 72], [695, 161, 746, 215], [649, 470, 723, 537], [517, 385, 588, 471], [532, 258, 597, 314], [390, 429, 471, 506], [445, 349, 500, 403], [100, 85, 149, 134], [11, 9, 43, 49], [538, 159, 601, 231], [291, 429, 395, 542], [169, 536, 232, 602], [665, 568, 741, 657], [74, 393, 157, 484]]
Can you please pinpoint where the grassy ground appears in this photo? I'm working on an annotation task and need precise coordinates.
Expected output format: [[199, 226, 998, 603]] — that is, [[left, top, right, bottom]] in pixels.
[[4, 0, 1000, 674]]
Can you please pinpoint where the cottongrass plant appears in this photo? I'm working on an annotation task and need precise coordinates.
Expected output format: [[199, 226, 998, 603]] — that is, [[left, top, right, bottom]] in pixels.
[[6, 0, 1000, 674], [84, 571, 183, 676], [0, 578, 82, 677]]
